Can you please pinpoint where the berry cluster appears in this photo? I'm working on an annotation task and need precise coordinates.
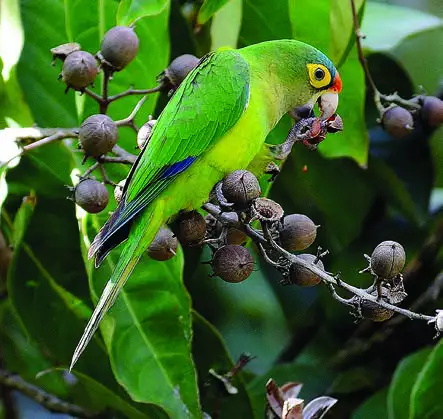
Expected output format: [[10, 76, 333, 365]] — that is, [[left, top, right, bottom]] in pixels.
[[381, 96, 443, 139], [50, 26, 200, 213]]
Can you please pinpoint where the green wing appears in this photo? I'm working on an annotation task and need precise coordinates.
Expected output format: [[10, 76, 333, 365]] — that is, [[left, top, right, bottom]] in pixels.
[[89, 49, 250, 263]]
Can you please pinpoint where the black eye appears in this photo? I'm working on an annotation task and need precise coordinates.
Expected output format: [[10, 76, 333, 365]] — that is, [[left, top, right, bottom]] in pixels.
[[314, 68, 325, 81]]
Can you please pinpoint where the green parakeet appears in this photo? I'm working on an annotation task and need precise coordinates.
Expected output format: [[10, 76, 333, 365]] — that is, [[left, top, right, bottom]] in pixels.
[[70, 39, 342, 369]]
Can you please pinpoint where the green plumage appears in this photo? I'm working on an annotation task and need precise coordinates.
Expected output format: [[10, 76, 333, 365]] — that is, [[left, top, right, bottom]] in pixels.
[[71, 40, 340, 369]]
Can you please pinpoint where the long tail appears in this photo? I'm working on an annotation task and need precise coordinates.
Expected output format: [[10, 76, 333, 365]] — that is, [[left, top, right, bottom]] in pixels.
[[70, 203, 164, 370]]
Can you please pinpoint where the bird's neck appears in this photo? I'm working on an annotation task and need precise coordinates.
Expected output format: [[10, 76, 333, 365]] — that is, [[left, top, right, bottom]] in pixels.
[[239, 40, 313, 129]]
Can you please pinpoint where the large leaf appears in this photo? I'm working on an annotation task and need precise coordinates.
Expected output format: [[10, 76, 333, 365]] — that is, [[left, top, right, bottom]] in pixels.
[[387, 347, 432, 419], [118, 0, 169, 25], [210, 0, 242, 50], [198, 0, 231, 25], [4, 166, 162, 417], [361, 3, 442, 53], [79, 210, 201, 418], [410, 340, 443, 419], [239, 0, 292, 45], [352, 388, 389, 419], [430, 126, 443, 188]]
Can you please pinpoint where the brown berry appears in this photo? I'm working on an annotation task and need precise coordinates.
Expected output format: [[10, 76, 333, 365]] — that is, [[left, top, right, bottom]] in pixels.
[[289, 254, 324, 287], [421, 96, 443, 127], [176, 211, 206, 246], [222, 170, 261, 210], [74, 179, 109, 213], [212, 245, 254, 283], [360, 299, 394, 322], [381, 106, 414, 138], [100, 26, 139, 70], [164, 54, 199, 88], [79, 114, 119, 157], [226, 227, 247, 245], [370, 240, 405, 279], [62, 51, 98, 90], [147, 227, 178, 261], [279, 214, 318, 252]]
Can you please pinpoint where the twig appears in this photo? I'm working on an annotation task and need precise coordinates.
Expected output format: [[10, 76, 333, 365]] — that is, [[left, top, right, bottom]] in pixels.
[[111, 145, 137, 164], [99, 156, 134, 165], [108, 85, 163, 103], [0, 369, 96, 418], [84, 88, 104, 105], [100, 68, 111, 114], [115, 95, 148, 128], [0, 128, 78, 169], [350, 0, 420, 113]]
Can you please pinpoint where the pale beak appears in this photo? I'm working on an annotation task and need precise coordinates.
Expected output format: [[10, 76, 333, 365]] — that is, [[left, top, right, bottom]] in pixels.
[[318, 92, 339, 120]]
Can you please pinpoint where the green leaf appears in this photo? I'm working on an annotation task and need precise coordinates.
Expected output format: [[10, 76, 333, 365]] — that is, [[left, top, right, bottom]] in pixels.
[[410, 340, 443, 419], [352, 388, 389, 419], [320, 46, 368, 165], [192, 312, 254, 419], [361, 3, 442, 53], [239, 0, 292, 45], [17, 0, 78, 127], [70, 371, 156, 419], [387, 347, 432, 419], [11, 190, 36, 248], [330, 0, 365, 66], [0, 302, 70, 398], [80, 212, 201, 418], [198, 0, 230, 25], [210, 0, 242, 50], [117, 0, 169, 26]]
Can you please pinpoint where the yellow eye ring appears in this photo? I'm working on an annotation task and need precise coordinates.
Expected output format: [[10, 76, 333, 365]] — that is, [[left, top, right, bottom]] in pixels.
[[307, 63, 332, 89]]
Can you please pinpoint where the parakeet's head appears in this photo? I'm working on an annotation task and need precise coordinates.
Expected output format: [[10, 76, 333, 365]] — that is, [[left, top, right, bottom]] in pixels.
[[291, 42, 342, 120]]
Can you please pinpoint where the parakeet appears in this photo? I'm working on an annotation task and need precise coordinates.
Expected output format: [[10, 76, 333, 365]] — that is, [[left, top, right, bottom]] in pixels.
[[70, 39, 342, 369]]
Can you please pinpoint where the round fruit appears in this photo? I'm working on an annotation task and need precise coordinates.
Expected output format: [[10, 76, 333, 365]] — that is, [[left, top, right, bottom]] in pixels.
[[147, 227, 178, 261], [421, 96, 443, 127], [360, 299, 394, 322], [289, 254, 324, 287], [370, 240, 405, 279], [212, 245, 254, 283], [74, 179, 109, 213], [175, 211, 207, 246], [164, 54, 199, 88], [279, 214, 318, 252], [381, 106, 414, 139], [79, 114, 119, 157], [100, 26, 139, 70], [221, 170, 261, 210], [226, 227, 247, 245], [62, 51, 98, 90]]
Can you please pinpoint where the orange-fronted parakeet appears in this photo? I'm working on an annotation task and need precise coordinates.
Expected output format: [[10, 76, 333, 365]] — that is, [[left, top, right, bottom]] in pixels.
[[71, 39, 342, 369]]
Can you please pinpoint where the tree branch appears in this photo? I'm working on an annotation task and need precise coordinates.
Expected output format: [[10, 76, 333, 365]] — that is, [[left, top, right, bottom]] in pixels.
[[0, 369, 97, 418]]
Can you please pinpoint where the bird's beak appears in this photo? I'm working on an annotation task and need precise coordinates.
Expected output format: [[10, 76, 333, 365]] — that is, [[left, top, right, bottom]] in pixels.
[[318, 71, 342, 120]]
